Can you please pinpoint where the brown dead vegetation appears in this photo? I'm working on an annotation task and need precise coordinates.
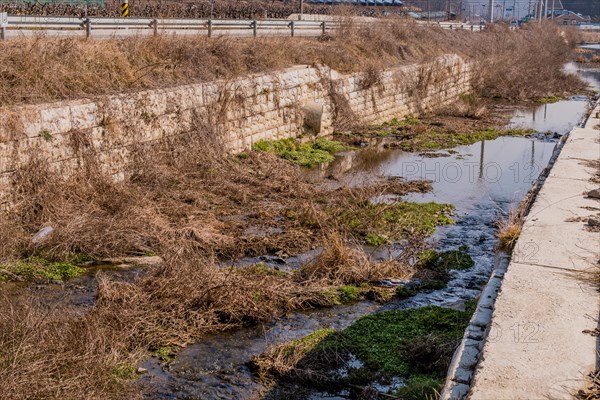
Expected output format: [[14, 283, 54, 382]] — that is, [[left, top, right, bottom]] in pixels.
[[0, 106, 438, 264], [294, 231, 416, 286], [0, 110, 436, 398], [0, 20, 583, 107], [0, 18, 588, 400], [470, 23, 584, 100], [0, 293, 144, 400]]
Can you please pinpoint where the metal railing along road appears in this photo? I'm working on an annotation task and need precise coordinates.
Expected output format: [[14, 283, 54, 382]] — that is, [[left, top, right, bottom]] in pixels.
[[2, 15, 485, 39]]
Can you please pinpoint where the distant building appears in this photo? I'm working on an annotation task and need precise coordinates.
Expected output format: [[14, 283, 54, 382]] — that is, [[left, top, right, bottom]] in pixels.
[[560, 0, 600, 23], [550, 10, 591, 25], [305, 0, 404, 5], [407, 10, 456, 21]]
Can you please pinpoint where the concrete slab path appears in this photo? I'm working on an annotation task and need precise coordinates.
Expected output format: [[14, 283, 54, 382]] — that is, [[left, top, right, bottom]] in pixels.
[[469, 104, 600, 399]]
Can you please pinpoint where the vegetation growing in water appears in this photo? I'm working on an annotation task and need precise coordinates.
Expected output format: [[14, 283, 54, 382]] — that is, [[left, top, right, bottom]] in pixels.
[[338, 110, 537, 153], [387, 127, 535, 152], [252, 138, 352, 167], [534, 96, 562, 104], [335, 201, 455, 243], [396, 246, 475, 299], [236, 262, 287, 277], [0, 257, 84, 282], [417, 245, 475, 272], [252, 304, 474, 398]]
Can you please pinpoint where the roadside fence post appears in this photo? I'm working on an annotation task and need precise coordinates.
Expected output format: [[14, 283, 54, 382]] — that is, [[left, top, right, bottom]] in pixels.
[[85, 18, 91, 39], [151, 18, 158, 36], [0, 12, 7, 40]]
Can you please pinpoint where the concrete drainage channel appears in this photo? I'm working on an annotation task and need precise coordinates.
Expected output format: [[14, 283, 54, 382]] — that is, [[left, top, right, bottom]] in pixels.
[[440, 99, 599, 400], [441, 253, 511, 398]]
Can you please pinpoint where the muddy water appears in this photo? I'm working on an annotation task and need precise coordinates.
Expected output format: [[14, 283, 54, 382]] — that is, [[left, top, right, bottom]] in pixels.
[[140, 69, 599, 399]]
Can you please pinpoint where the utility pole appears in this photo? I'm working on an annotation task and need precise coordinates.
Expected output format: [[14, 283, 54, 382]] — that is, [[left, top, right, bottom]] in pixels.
[[528, 0, 532, 19], [544, 0, 548, 19], [300, 0, 304, 20], [551, 0, 555, 19], [489, 0, 494, 22], [427, 0, 430, 23]]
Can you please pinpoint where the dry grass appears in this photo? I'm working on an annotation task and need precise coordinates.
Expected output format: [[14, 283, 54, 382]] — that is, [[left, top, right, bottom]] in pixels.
[[294, 232, 413, 286], [0, 18, 587, 400], [0, 113, 429, 398], [471, 22, 584, 100], [496, 221, 522, 250], [0, 255, 345, 400], [94, 257, 338, 348], [0, 292, 144, 400], [580, 31, 600, 45], [496, 197, 530, 250], [577, 370, 600, 400], [0, 20, 583, 107], [0, 0, 379, 19]]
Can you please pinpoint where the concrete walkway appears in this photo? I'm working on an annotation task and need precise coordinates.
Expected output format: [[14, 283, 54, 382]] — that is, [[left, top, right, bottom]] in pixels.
[[469, 104, 600, 399]]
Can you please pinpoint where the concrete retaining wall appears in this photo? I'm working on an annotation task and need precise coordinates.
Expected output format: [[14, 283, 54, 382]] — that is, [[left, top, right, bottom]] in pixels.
[[0, 54, 471, 204]]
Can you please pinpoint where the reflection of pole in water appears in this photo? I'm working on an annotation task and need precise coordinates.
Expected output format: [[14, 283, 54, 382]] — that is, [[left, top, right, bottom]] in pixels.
[[479, 140, 485, 180], [531, 140, 535, 170], [532, 106, 536, 122], [544, 103, 547, 120]]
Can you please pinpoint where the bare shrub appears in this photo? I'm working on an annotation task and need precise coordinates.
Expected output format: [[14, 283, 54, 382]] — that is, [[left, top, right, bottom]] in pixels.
[[472, 22, 583, 100]]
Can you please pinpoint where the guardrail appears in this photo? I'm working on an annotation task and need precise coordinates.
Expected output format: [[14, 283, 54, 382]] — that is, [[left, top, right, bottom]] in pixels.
[[437, 22, 484, 31], [580, 24, 600, 32], [1, 15, 484, 39]]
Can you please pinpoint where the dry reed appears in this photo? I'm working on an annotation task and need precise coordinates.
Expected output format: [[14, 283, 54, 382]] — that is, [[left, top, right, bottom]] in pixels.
[[0, 20, 583, 107]]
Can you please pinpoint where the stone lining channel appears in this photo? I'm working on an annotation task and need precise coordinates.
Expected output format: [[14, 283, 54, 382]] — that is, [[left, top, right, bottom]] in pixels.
[[441, 97, 600, 399], [440, 130, 572, 399], [138, 95, 593, 399]]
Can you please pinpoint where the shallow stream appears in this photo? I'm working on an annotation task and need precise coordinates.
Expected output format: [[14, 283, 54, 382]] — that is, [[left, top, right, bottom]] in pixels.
[[138, 67, 600, 399]]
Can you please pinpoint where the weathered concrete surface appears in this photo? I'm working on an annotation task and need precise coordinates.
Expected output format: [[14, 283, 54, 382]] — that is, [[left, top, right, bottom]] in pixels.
[[468, 105, 600, 399], [0, 55, 471, 206]]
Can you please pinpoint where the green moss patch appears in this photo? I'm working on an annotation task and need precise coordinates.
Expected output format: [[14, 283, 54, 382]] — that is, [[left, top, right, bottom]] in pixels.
[[252, 138, 353, 168], [534, 96, 562, 104], [322, 285, 366, 305], [396, 246, 475, 299], [395, 375, 445, 400], [346, 114, 536, 152], [112, 362, 137, 382], [236, 262, 287, 277], [281, 329, 336, 358], [0, 257, 85, 282], [390, 127, 534, 152], [417, 245, 474, 272], [255, 305, 473, 396], [335, 201, 455, 243], [338, 306, 471, 379]]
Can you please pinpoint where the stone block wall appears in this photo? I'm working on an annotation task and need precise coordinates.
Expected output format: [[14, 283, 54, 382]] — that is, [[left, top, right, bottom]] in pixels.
[[0, 54, 471, 204]]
